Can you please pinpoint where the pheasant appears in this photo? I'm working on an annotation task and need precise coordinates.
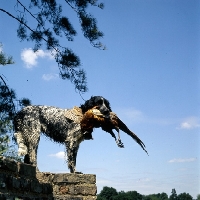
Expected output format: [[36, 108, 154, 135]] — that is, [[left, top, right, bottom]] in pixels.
[[80, 107, 148, 155]]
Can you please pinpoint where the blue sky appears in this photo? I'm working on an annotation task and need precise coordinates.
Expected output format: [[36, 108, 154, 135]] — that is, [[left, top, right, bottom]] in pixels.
[[0, 0, 199, 198]]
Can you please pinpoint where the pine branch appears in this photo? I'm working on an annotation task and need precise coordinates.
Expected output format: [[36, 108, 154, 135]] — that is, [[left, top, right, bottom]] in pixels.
[[0, 75, 16, 115]]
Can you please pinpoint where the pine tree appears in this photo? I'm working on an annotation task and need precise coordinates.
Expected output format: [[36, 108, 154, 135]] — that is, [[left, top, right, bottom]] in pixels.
[[0, 45, 30, 161], [0, 75, 18, 160], [0, 43, 14, 65], [0, 0, 105, 92], [169, 189, 178, 200]]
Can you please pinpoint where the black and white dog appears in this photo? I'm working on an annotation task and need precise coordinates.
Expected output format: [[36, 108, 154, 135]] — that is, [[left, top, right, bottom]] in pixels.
[[13, 96, 111, 173]]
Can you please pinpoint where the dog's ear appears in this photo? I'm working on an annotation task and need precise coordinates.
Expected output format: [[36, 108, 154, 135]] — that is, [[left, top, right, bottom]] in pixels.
[[104, 98, 112, 112], [80, 96, 95, 113]]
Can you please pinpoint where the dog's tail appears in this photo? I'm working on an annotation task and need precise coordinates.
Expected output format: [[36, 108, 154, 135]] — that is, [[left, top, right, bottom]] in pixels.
[[14, 132, 28, 156]]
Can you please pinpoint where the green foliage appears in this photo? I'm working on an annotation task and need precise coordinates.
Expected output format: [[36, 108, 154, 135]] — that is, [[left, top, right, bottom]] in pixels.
[[0, 76, 19, 161], [0, 77, 16, 132], [0, 43, 14, 65], [197, 194, 200, 200], [0, 133, 9, 155], [113, 190, 143, 200], [145, 193, 168, 200], [0, 73, 30, 162], [18, 98, 31, 108], [177, 193, 193, 200], [97, 187, 195, 200], [0, 0, 105, 92], [97, 187, 154, 200], [97, 186, 118, 200], [170, 189, 178, 200]]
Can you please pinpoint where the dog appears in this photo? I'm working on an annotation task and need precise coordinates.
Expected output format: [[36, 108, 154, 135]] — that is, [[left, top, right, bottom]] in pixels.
[[13, 96, 112, 173]]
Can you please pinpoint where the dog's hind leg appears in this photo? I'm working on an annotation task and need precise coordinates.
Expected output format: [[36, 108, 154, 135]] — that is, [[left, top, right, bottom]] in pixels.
[[25, 134, 40, 167], [14, 132, 28, 156], [14, 131, 40, 167]]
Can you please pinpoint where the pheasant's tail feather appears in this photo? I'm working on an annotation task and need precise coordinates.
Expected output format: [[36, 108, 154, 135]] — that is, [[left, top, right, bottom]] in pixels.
[[130, 131, 149, 155], [117, 116, 149, 155]]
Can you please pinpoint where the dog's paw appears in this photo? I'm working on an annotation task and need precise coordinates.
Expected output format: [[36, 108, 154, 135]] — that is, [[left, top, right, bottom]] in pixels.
[[18, 145, 28, 156], [75, 171, 83, 174]]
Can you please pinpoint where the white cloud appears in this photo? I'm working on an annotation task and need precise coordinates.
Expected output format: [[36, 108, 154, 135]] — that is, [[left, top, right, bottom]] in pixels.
[[177, 117, 200, 130], [116, 108, 145, 123], [42, 73, 59, 81], [49, 151, 66, 159], [168, 158, 197, 163], [124, 109, 144, 120], [21, 48, 54, 68]]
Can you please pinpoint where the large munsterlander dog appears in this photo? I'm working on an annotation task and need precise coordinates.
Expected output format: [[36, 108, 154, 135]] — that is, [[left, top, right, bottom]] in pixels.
[[14, 96, 148, 173], [14, 96, 112, 173]]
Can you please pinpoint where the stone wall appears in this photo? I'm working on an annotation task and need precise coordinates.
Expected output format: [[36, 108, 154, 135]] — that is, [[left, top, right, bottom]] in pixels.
[[0, 157, 97, 199]]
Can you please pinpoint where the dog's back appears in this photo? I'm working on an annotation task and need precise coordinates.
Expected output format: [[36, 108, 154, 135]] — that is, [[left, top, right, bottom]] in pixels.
[[14, 105, 74, 143], [13, 105, 83, 166]]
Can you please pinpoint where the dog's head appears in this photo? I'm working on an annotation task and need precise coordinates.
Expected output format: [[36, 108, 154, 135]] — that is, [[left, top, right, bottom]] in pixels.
[[80, 96, 112, 115]]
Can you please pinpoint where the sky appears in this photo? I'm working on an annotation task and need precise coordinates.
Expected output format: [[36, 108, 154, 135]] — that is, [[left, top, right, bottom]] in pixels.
[[0, 0, 199, 198]]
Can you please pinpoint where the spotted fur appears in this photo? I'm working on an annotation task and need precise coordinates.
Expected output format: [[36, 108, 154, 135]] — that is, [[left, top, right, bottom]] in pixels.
[[13, 96, 111, 173]]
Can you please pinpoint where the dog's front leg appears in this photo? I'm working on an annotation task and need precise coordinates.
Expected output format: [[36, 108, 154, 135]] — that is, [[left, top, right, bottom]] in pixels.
[[65, 141, 80, 173]]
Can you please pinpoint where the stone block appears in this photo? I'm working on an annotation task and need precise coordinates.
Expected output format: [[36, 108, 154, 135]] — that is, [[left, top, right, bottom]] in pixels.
[[53, 174, 96, 184], [0, 157, 18, 173], [7, 175, 14, 190], [36, 172, 54, 183], [0, 158, 97, 199], [12, 176, 21, 189], [0, 194, 7, 200], [58, 185, 70, 194], [18, 162, 36, 178], [0, 173, 7, 189], [83, 197, 97, 200], [20, 177, 31, 191], [42, 182, 53, 194], [73, 185, 97, 196], [54, 195, 83, 200], [31, 180, 43, 193]]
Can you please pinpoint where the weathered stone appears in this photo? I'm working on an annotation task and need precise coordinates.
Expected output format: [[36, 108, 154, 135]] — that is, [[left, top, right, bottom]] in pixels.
[[31, 180, 43, 193], [20, 177, 31, 191], [54, 195, 83, 200], [53, 184, 60, 194], [42, 183, 53, 194], [0, 173, 7, 189], [83, 197, 97, 200], [53, 173, 96, 184], [18, 162, 36, 178], [59, 185, 70, 194], [36, 172, 54, 183], [0, 194, 7, 200], [7, 175, 13, 190], [73, 185, 97, 196], [81, 174, 96, 184], [12, 176, 21, 189], [0, 157, 18, 173], [0, 158, 97, 199]]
